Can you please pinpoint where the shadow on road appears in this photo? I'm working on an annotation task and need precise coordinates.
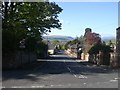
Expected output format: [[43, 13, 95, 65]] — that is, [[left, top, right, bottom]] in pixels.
[[2, 54, 118, 82]]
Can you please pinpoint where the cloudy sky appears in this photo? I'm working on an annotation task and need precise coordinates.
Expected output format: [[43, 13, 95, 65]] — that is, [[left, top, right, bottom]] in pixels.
[[48, 1, 119, 38]]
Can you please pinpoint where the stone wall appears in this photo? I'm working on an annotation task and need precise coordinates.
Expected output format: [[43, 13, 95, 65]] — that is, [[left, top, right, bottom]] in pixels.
[[2, 51, 37, 69], [110, 52, 118, 68], [114, 27, 120, 68]]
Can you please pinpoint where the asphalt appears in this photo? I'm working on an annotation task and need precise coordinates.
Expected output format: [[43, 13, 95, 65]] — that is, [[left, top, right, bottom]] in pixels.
[[2, 51, 119, 88]]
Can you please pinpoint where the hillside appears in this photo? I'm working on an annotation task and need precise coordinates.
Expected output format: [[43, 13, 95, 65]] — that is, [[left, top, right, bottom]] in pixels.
[[43, 35, 74, 41], [102, 36, 115, 41], [43, 35, 116, 44]]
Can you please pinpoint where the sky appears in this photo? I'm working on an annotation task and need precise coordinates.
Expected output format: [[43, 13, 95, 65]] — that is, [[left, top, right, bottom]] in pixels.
[[47, 1, 118, 38]]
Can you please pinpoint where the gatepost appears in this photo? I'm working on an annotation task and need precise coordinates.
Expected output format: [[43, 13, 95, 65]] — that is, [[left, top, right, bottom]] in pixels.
[[116, 27, 120, 68]]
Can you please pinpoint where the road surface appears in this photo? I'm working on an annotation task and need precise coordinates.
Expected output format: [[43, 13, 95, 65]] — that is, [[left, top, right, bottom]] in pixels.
[[2, 51, 118, 88]]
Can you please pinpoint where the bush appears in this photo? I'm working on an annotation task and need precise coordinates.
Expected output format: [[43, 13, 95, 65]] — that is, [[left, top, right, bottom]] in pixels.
[[36, 41, 48, 59], [88, 43, 112, 55], [88, 43, 112, 65], [88, 43, 102, 55]]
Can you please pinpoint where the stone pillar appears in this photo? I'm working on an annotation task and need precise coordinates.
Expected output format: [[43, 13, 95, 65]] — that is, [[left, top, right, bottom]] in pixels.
[[116, 27, 120, 67]]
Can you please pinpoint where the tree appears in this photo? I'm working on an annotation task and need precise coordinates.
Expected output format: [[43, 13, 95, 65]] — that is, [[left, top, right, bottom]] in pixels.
[[88, 42, 113, 65], [64, 41, 72, 50], [2, 2, 63, 53], [51, 40, 60, 46], [64, 35, 84, 50]]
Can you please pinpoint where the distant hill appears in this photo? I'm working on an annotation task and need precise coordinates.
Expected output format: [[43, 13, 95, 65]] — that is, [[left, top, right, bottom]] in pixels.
[[43, 35, 74, 41], [102, 36, 116, 42], [101, 36, 116, 44], [43, 35, 116, 44]]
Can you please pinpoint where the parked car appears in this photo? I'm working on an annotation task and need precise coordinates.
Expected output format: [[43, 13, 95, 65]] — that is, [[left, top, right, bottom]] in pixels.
[[47, 41, 55, 55]]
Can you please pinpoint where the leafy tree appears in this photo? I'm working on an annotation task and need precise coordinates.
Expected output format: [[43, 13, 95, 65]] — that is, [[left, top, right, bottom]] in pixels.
[[64, 41, 72, 50], [64, 35, 84, 50], [88, 42, 112, 64], [36, 41, 48, 58], [88, 43, 102, 55], [2, 2, 63, 53], [88, 42, 113, 55], [51, 40, 60, 46]]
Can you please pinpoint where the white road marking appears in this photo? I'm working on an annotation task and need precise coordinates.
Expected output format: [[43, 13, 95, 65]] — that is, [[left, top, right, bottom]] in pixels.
[[64, 59, 87, 79], [37, 59, 81, 62], [78, 75, 87, 79], [109, 80, 118, 82], [74, 74, 77, 77], [50, 84, 65, 87], [114, 78, 119, 80], [28, 74, 36, 77], [11, 85, 45, 88], [50, 85, 54, 87]]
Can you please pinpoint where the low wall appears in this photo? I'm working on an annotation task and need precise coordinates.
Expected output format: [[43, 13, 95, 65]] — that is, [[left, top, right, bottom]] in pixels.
[[110, 53, 120, 68], [2, 51, 37, 69]]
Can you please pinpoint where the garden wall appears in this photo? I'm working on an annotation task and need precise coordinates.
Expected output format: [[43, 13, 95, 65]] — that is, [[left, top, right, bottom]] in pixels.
[[2, 51, 37, 69]]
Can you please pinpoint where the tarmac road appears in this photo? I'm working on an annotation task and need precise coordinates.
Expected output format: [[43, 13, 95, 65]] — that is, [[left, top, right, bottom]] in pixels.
[[2, 51, 118, 88]]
